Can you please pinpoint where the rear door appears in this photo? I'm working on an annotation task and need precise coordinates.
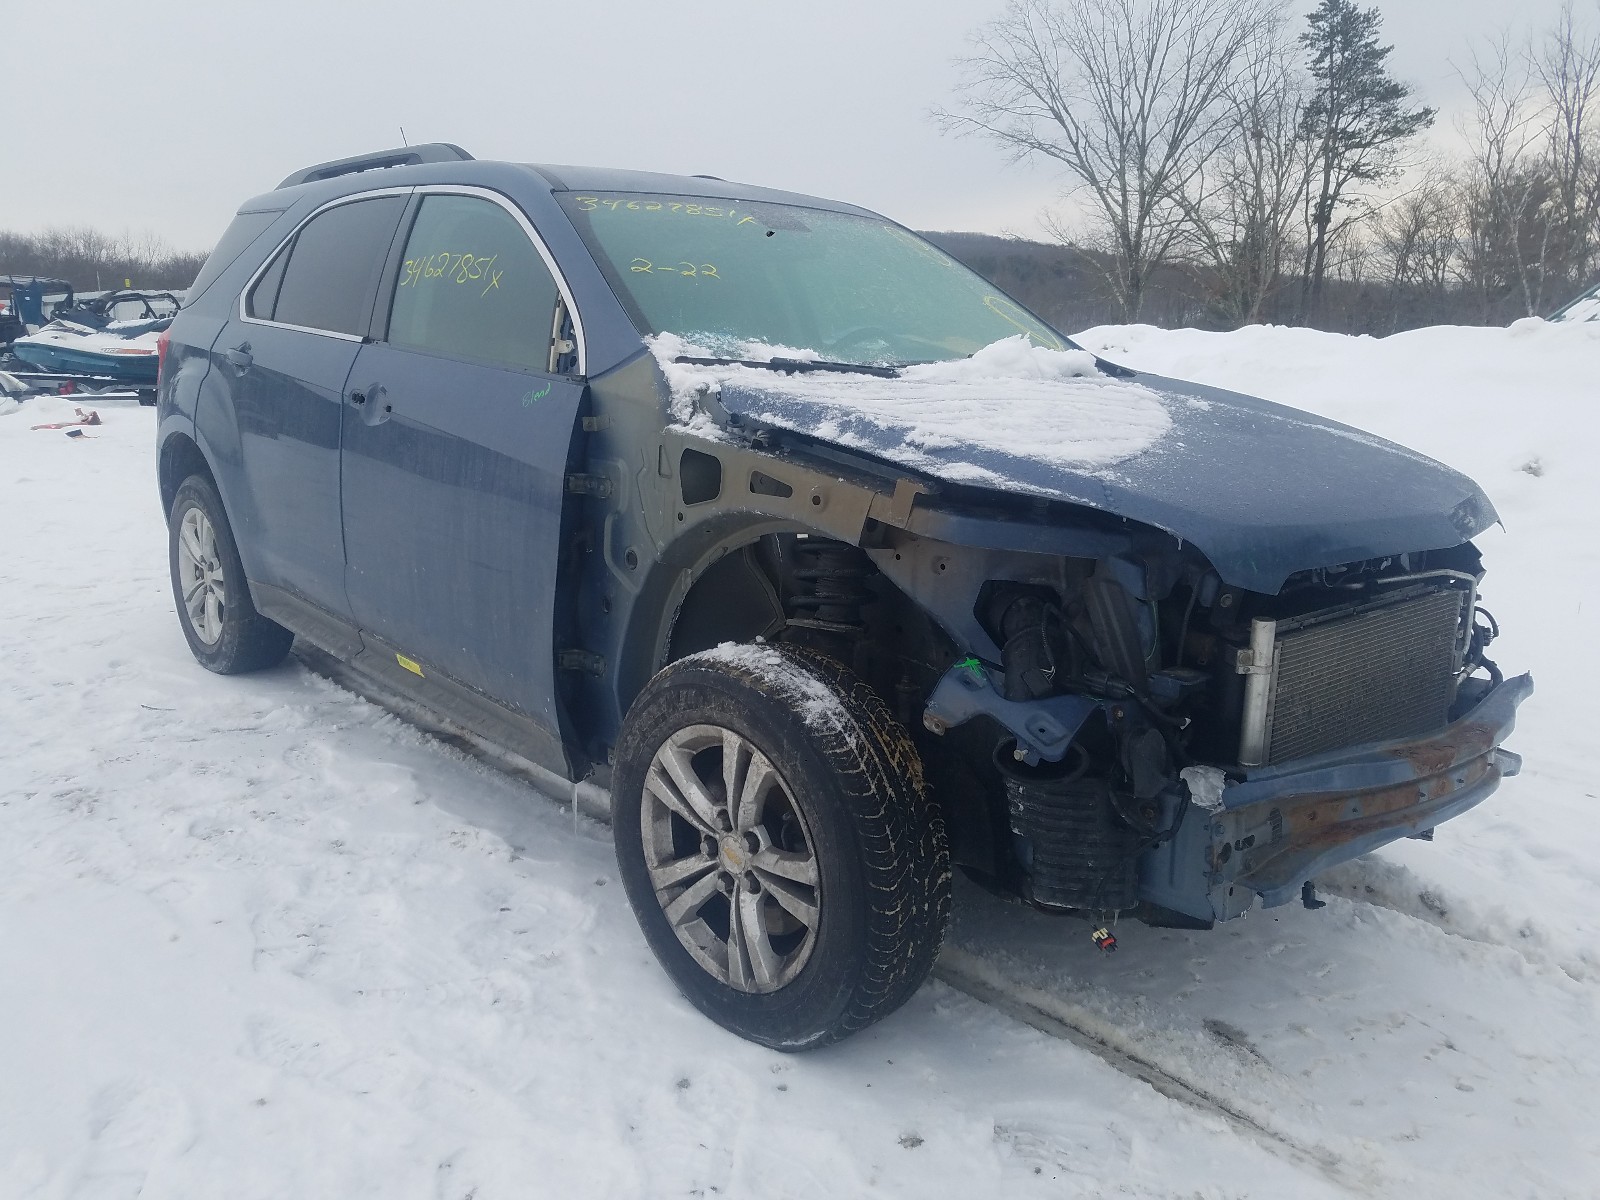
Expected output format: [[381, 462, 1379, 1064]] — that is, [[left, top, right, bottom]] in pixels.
[[340, 189, 586, 735], [212, 193, 407, 621]]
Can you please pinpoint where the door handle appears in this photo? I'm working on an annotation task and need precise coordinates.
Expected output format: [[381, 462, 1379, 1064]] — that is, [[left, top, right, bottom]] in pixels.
[[225, 344, 252, 371], [355, 383, 390, 425]]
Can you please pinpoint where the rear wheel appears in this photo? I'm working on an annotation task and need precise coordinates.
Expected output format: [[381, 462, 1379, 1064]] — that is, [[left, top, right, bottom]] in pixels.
[[168, 474, 293, 674], [612, 644, 950, 1049]]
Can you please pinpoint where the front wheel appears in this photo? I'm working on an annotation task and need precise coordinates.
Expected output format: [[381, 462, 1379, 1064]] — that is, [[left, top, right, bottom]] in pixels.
[[612, 644, 950, 1050]]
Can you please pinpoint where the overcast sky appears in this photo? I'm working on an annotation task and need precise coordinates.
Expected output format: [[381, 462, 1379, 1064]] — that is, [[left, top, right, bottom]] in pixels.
[[2, 0, 1583, 251]]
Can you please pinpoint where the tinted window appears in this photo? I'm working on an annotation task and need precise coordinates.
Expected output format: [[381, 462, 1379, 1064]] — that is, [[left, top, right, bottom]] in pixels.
[[386, 195, 558, 372], [246, 243, 290, 320], [272, 196, 406, 336], [187, 209, 280, 305]]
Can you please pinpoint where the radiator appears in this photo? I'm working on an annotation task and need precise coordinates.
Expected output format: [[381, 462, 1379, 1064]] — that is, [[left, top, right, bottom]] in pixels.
[[1238, 586, 1468, 766]]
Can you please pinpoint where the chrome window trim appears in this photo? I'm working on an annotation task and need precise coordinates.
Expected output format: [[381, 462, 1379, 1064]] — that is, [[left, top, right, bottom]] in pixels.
[[400, 184, 588, 376], [238, 186, 413, 340], [237, 183, 589, 373]]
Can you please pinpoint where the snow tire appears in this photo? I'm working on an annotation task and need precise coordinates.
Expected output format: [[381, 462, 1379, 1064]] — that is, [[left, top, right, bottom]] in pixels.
[[612, 643, 951, 1050]]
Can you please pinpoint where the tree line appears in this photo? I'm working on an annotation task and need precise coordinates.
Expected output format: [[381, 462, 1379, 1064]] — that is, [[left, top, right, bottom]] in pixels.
[[937, 0, 1600, 332], [0, 227, 207, 294]]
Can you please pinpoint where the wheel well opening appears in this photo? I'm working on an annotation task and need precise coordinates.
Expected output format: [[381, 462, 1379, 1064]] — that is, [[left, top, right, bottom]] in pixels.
[[667, 532, 959, 696], [663, 532, 1000, 880], [158, 434, 214, 518]]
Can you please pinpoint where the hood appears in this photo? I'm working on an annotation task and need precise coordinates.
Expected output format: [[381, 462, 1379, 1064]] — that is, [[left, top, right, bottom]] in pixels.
[[712, 370, 1497, 594]]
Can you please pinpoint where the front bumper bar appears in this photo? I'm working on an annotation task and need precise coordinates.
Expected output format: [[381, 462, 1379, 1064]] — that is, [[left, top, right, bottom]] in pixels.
[[1140, 673, 1534, 922]]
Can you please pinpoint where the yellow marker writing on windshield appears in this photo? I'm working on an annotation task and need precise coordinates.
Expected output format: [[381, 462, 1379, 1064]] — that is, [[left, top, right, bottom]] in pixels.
[[983, 295, 1064, 349]]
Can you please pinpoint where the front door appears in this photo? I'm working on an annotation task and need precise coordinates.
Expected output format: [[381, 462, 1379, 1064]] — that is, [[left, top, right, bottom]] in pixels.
[[340, 191, 585, 739]]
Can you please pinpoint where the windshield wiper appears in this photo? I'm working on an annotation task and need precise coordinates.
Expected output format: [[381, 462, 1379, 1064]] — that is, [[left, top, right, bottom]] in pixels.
[[672, 355, 901, 378]]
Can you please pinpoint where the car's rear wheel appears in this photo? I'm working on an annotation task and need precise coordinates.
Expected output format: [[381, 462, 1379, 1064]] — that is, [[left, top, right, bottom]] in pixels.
[[612, 644, 950, 1049], [168, 474, 293, 674]]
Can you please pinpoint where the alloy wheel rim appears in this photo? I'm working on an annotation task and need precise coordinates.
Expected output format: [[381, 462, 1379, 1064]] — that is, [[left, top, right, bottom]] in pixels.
[[177, 507, 226, 646], [641, 723, 821, 994]]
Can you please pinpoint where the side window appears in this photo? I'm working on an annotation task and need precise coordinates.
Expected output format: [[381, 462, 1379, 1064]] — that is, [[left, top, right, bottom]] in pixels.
[[246, 243, 290, 320], [387, 195, 559, 372], [267, 195, 406, 336]]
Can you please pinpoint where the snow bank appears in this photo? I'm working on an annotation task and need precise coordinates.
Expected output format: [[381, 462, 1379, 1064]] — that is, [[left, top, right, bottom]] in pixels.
[[6, 317, 1600, 1198], [649, 334, 1174, 480]]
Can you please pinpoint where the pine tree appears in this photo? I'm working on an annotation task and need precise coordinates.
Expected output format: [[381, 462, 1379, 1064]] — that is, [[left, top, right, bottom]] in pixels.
[[1297, 0, 1435, 321]]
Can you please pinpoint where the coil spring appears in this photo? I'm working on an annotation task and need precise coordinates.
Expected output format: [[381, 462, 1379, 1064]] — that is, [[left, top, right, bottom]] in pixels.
[[786, 541, 873, 637]]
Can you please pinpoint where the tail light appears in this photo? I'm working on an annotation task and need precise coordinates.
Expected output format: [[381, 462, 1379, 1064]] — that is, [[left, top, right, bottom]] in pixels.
[[156, 328, 172, 385]]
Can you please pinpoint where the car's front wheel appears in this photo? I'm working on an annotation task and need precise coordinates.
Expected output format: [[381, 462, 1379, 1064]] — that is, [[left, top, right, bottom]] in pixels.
[[168, 474, 293, 674], [612, 644, 950, 1050]]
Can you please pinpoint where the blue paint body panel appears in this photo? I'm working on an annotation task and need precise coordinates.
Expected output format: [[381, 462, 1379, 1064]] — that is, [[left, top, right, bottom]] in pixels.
[[201, 320, 362, 617], [714, 374, 1497, 594], [341, 341, 584, 734]]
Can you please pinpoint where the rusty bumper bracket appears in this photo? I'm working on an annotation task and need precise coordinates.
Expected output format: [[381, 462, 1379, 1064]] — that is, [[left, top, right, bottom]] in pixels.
[[1139, 673, 1533, 922]]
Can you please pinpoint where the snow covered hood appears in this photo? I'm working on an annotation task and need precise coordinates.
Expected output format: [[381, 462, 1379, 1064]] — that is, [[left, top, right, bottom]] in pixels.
[[655, 336, 1497, 593]]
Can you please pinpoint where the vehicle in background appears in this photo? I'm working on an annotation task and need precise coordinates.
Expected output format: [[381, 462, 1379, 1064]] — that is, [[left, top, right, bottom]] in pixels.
[[0, 275, 74, 348], [10, 289, 181, 395], [1549, 278, 1600, 323]]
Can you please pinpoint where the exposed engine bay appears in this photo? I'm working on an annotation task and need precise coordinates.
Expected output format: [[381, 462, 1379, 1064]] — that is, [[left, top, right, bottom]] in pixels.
[[691, 526, 1513, 931]]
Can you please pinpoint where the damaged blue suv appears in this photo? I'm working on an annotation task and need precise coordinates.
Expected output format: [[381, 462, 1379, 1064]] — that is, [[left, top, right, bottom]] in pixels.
[[156, 143, 1530, 1049]]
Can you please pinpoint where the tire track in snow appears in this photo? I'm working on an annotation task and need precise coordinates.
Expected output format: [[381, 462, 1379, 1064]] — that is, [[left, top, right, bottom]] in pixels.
[[932, 947, 1378, 1196]]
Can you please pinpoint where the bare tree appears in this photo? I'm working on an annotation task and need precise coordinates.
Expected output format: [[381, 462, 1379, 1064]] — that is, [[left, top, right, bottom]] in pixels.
[[1534, 2, 1600, 292], [0, 225, 207, 292], [1455, 32, 1545, 318], [1372, 165, 1461, 328], [1183, 41, 1313, 324], [1456, 11, 1600, 318], [939, 0, 1272, 320]]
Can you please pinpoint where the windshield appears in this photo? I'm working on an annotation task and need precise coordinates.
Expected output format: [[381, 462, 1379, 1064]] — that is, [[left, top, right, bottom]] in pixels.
[[557, 192, 1068, 366]]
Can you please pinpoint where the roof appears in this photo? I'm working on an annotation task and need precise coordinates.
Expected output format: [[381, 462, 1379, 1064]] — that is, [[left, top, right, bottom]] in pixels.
[[252, 143, 873, 220], [520, 163, 867, 215]]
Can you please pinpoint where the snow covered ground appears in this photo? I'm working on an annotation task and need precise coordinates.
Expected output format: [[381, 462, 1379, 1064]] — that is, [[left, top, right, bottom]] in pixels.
[[3, 318, 1597, 1198]]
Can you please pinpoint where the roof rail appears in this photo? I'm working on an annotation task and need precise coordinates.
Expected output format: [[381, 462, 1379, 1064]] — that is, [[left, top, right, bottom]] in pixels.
[[276, 143, 474, 190]]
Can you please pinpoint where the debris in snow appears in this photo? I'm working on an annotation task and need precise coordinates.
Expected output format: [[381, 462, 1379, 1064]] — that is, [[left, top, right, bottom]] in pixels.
[[647, 334, 1174, 483], [30, 407, 100, 431], [899, 1134, 924, 1149], [1520, 457, 1544, 477]]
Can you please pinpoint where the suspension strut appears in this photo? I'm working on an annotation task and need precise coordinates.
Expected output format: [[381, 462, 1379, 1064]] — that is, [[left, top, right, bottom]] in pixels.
[[784, 540, 874, 644]]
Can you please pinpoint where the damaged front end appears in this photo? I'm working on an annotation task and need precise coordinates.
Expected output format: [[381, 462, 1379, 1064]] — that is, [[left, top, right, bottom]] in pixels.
[[895, 517, 1531, 930], [703, 363, 1531, 934], [1142, 671, 1530, 922]]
